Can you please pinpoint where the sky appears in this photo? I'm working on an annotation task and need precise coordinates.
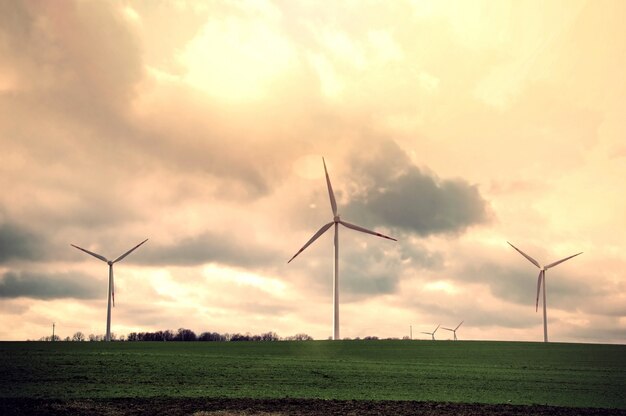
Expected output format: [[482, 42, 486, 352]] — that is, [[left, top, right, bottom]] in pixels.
[[1, 0, 625, 343]]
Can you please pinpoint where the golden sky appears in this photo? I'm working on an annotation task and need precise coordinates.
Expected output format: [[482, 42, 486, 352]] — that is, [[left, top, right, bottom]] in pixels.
[[0, 0, 625, 343]]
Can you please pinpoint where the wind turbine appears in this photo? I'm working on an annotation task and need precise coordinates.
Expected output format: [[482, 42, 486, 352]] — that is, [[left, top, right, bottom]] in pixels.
[[288, 158, 396, 340], [442, 321, 464, 341], [421, 324, 440, 341], [71, 239, 148, 341], [507, 241, 582, 343]]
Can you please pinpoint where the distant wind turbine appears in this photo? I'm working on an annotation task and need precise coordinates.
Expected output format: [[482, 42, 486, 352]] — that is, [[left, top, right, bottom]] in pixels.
[[288, 158, 397, 340], [442, 321, 464, 341], [507, 241, 582, 343], [421, 324, 440, 341], [71, 239, 148, 341]]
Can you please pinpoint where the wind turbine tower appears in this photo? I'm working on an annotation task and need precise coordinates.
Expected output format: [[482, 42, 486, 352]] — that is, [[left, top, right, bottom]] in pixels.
[[71, 239, 148, 341], [421, 324, 440, 341], [507, 241, 582, 343], [288, 158, 396, 340], [442, 321, 464, 341]]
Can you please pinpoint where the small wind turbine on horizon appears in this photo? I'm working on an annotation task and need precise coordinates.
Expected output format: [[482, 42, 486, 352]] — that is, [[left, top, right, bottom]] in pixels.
[[421, 324, 440, 341], [71, 239, 148, 342], [288, 158, 397, 340], [442, 321, 464, 341], [507, 241, 582, 343]]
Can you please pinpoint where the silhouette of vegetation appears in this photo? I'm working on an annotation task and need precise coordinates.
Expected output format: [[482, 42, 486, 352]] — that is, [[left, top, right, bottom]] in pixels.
[[46, 328, 313, 342], [34, 329, 418, 342]]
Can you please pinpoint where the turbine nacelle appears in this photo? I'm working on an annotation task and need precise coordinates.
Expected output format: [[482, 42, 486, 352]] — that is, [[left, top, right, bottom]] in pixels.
[[333, 215, 340, 223]]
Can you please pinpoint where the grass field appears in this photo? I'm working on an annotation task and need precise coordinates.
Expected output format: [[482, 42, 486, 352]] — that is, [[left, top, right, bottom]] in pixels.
[[0, 340, 624, 409]]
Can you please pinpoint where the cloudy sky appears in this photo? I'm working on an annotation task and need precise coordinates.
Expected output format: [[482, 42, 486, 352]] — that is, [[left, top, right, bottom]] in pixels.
[[1, 0, 624, 343]]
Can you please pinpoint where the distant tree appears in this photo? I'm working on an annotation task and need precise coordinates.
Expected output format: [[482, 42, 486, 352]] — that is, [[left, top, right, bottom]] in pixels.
[[72, 332, 85, 342], [230, 333, 250, 342], [64, 336, 71, 342], [363, 336, 379, 341], [40, 335, 61, 341], [175, 328, 197, 341], [88, 334, 97, 342], [127, 332, 138, 341], [285, 333, 313, 341], [198, 332, 226, 342], [260, 332, 280, 341]]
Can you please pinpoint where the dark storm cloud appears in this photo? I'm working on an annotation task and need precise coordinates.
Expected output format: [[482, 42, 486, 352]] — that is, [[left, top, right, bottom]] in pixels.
[[344, 140, 490, 236], [0, 222, 45, 263], [0, 270, 101, 300], [138, 232, 280, 268]]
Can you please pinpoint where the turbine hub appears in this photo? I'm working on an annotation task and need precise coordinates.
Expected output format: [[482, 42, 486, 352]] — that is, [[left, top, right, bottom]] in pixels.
[[540, 266, 545, 271], [108, 261, 114, 266], [333, 215, 340, 223]]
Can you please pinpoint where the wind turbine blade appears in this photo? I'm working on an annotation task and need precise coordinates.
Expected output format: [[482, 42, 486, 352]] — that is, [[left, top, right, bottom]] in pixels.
[[71, 244, 108, 263], [535, 270, 543, 312], [545, 252, 583, 269], [433, 324, 440, 334], [420, 332, 431, 335], [113, 239, 149, 263], [287, 222, 334, 263], [507, 242, 540, 268], [339, 220, 397, 241], [322, 158, 337, 217], [456, 321, 464, 330], [441, 328, 454, 331]]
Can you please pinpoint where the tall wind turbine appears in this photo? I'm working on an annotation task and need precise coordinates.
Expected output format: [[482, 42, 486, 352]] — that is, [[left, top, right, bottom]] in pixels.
[[507, 241, 582, 343], [442, 321, 464, 341], [421, 324, 440, 341], [288, 158, 396, 340], [71, 239, 148, 341]]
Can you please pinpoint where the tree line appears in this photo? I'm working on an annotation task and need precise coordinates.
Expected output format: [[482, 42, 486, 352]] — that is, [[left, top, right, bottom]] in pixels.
[[38, 328, 314, 342]]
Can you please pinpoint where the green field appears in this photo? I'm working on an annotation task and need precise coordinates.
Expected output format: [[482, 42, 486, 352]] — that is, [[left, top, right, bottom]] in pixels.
[[0, 340, 624, 409]]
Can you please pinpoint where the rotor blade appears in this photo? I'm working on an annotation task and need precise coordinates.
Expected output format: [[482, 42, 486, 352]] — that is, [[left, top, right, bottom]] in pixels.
[[441, 328, 454, 331], [433, 324, 440, 334], [71, 244, 108, 263], [507, 242, 540, 268], [545, 252, 583, 269], [420, 332, 431, 335], [322, 158, 337, 217], [113, 239, 149, 263], [456, 320, 464, 330], [535, 270, 543, 312], [287, 222, 334, 263], [339, 220, 397, 241]]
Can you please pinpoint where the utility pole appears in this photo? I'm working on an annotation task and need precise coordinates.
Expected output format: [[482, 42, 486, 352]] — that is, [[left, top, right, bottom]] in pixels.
[[52, 322, 55, 341], [410, 325, 412, 340]]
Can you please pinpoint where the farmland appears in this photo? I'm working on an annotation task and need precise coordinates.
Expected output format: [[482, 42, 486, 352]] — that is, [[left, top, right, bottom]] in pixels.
[[0, 340, 624, 414]]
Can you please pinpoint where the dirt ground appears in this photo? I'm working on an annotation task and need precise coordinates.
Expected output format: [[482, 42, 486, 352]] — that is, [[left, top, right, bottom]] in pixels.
[[1, 398, 625, 416]]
